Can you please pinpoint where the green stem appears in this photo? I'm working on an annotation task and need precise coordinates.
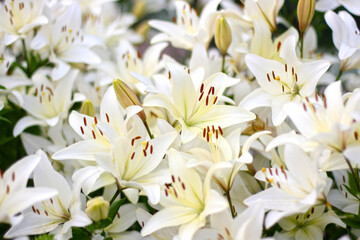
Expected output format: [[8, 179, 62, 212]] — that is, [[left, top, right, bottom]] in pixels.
[[225, 190, 236, 218], [221, 54, 226, 73], [21, 39, 30, 78], [144, 121, 154, 139], [300, 31, 304, 59], [345, 157, 360, 193], [336, 69, 343, 81], [110, 190, 120, 204]]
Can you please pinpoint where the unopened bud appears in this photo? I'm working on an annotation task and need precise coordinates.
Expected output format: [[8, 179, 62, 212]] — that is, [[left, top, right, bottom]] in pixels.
[[85, 197, 109, 222], [113, 79, 147, 123], [79, 100, 96, 117], [132, 0, 146, 19], [215, 17, 232, 55], [136, 21, 150, 38], [297, 0, 315, 33]]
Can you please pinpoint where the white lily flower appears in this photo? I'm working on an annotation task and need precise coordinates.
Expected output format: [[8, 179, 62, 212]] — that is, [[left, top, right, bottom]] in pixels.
[[13, 70, 79, 136], [53, 85, 143, 162], [244, 144, 331, 228], [316, 0, 360, 16], [325, 10, 360, 71], [240, 36, 330, 126], [5, 150, 92, 239], [94, 131, 177, 204], [149, 0, 221, 50], [0, 152, 57, 225], [144, 63, 255, 143], [0, 0, 48, 45], [31, 2, 101, 80], [274, 205, 345, 240], [283, 81, 360, 166], [141, 149, 228, 240]]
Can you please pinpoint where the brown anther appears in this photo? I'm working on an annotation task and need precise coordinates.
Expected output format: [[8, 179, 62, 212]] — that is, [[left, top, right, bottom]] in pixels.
[[46, 87, 54, 96], [306, 214, 310, 219], [131, 138, 135, 146], [178, 176, 181, 182], [269, 168, 273, 175], [83, 117, 87, 126], [174, 189, 178, 198], [92, 130, 96, 139], [50, 198, 53, 204], [272, 71, 275, 79], [292, 67, 294, 76], [206, 95, 209, 106], [94, 116, 98, 124], [267, 73, 271, 82], [12, 172, 15, 181], [225, 227, 230, 236], [32, 206, 36, 213], [355, 131, 358, 140], [165, 183, 170, 189], [311, 207, 314, 214], [203, 128, 206, 138], [144, 141, 149, 151], [275, 168, 279, 176], [150, 145, 153, 154], [342, 175, 346, 183], [131, 152, 135, 160], [212, 125, 215, 133], [277, 41, 281, 52], [80, 126, 84, 135], [218, 126, 223, 135], [315, 91, 318, 102], [303, 103, 307, 111], [105, 113, 110, 123], [198, 92, 204, 101], [206, 132, 210, 142], [211, 86, 215, 95], [39, 95, 42, 103], [277, 182, 281, 188], [117, 212, 120, 218], [295, 215, 299, 220], [143, 149, 147, 157], [213, 96, 218, 104], [200, 83, 204, 93], [208, 87, 213, 95], [171, 175, 175, 183], [322, 93, 327, 108], [36, 209, 40, 215], [6, 185, 9, 194], [137, 50, 141, 58], [285, 64, 287, 72], [98, 128, 103, 135], [5, 5, 8, 12], [216, 130, 218, 139], [295, 73, 298, 82], [172, 16, 176, 23], [142, 221, 145, 227], [168, 71, 171, 79], [45, 211, 48, 216], [188, 68, 190, 74], [0, 169, 3, 178], [35, 88, 38, 96], [281, 85, 284, 92]]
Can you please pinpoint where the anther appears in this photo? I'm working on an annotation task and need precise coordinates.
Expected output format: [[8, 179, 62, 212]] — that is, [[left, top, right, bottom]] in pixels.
[[200, 83, 204, 93], [277, 41, 281, 52], [150, 145, 153, 154], [92, 130, 96, 139], [172, 16, 176, 23], [272, 71, 275, 79], [83, 117, 87, 126], [355, 131, 358, 140], [143, 149, 147, 157], [295, 73, 298, 82], [80, 126, 84, 135], [171, 175, 175, 183], [32, 206, 36, 213], [12, 172, 15, 181], [199, 92, 204, 101], [105, 113, 110, 122], [218, 126, 223, 135], [267, 73, 271, 82], [292, 67, 294, 76], [131, 152, 135, 160], [94, 117, 98, 124], [285, 64, 287, 72]]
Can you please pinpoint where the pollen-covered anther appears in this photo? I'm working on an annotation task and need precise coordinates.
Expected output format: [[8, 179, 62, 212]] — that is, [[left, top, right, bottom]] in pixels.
[[12, 172, 15, 181], [354, 131, 358, 140]]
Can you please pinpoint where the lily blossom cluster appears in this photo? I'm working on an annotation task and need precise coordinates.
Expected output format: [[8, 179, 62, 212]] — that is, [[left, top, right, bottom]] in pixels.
[[1, 0, 360, 239]]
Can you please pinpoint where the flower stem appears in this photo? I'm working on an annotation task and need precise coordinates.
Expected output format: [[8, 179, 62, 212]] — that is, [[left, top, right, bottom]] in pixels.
[[336, 69, 343, 81], [221, 54, 226, 73], [225, 190, 237, 218], [110, 189, 120, 204], [300, 31, 304, 59], [144, 121, 154, 139], [345, 157, 360, 193]]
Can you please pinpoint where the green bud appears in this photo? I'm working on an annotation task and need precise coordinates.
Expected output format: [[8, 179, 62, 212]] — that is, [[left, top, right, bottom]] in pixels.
[[85, 197, 110, 222], [113, 79, 147, 123], [79, 100, 96, 117], [215, 17, 232, 55], [297, 0, 316, 33], [132, 0, 146, 19]]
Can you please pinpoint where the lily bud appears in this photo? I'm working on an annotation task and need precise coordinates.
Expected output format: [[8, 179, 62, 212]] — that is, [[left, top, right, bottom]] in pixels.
[[297, 0, 315, 33], [79, 99, 96, 117], [113, 79, 147, 123], [215, 17, 232, 55], [136, 21, 150, 38], [132, 0, 146, 19], [85, 197, 109, 222]]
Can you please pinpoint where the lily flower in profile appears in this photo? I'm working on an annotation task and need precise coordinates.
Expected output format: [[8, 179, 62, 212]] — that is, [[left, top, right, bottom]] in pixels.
[[144, 63, 255, 143], [240, 36, 330, 126], [0, 151, 57, 225]]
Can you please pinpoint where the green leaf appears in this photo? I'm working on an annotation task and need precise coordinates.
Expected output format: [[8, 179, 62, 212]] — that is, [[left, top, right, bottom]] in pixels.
[[85, 198, 126, 232], [341, 213, 360, 229], [71, 227, 92, 240], [0, 85, 5, 90], [32, 234, 55, 240]]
